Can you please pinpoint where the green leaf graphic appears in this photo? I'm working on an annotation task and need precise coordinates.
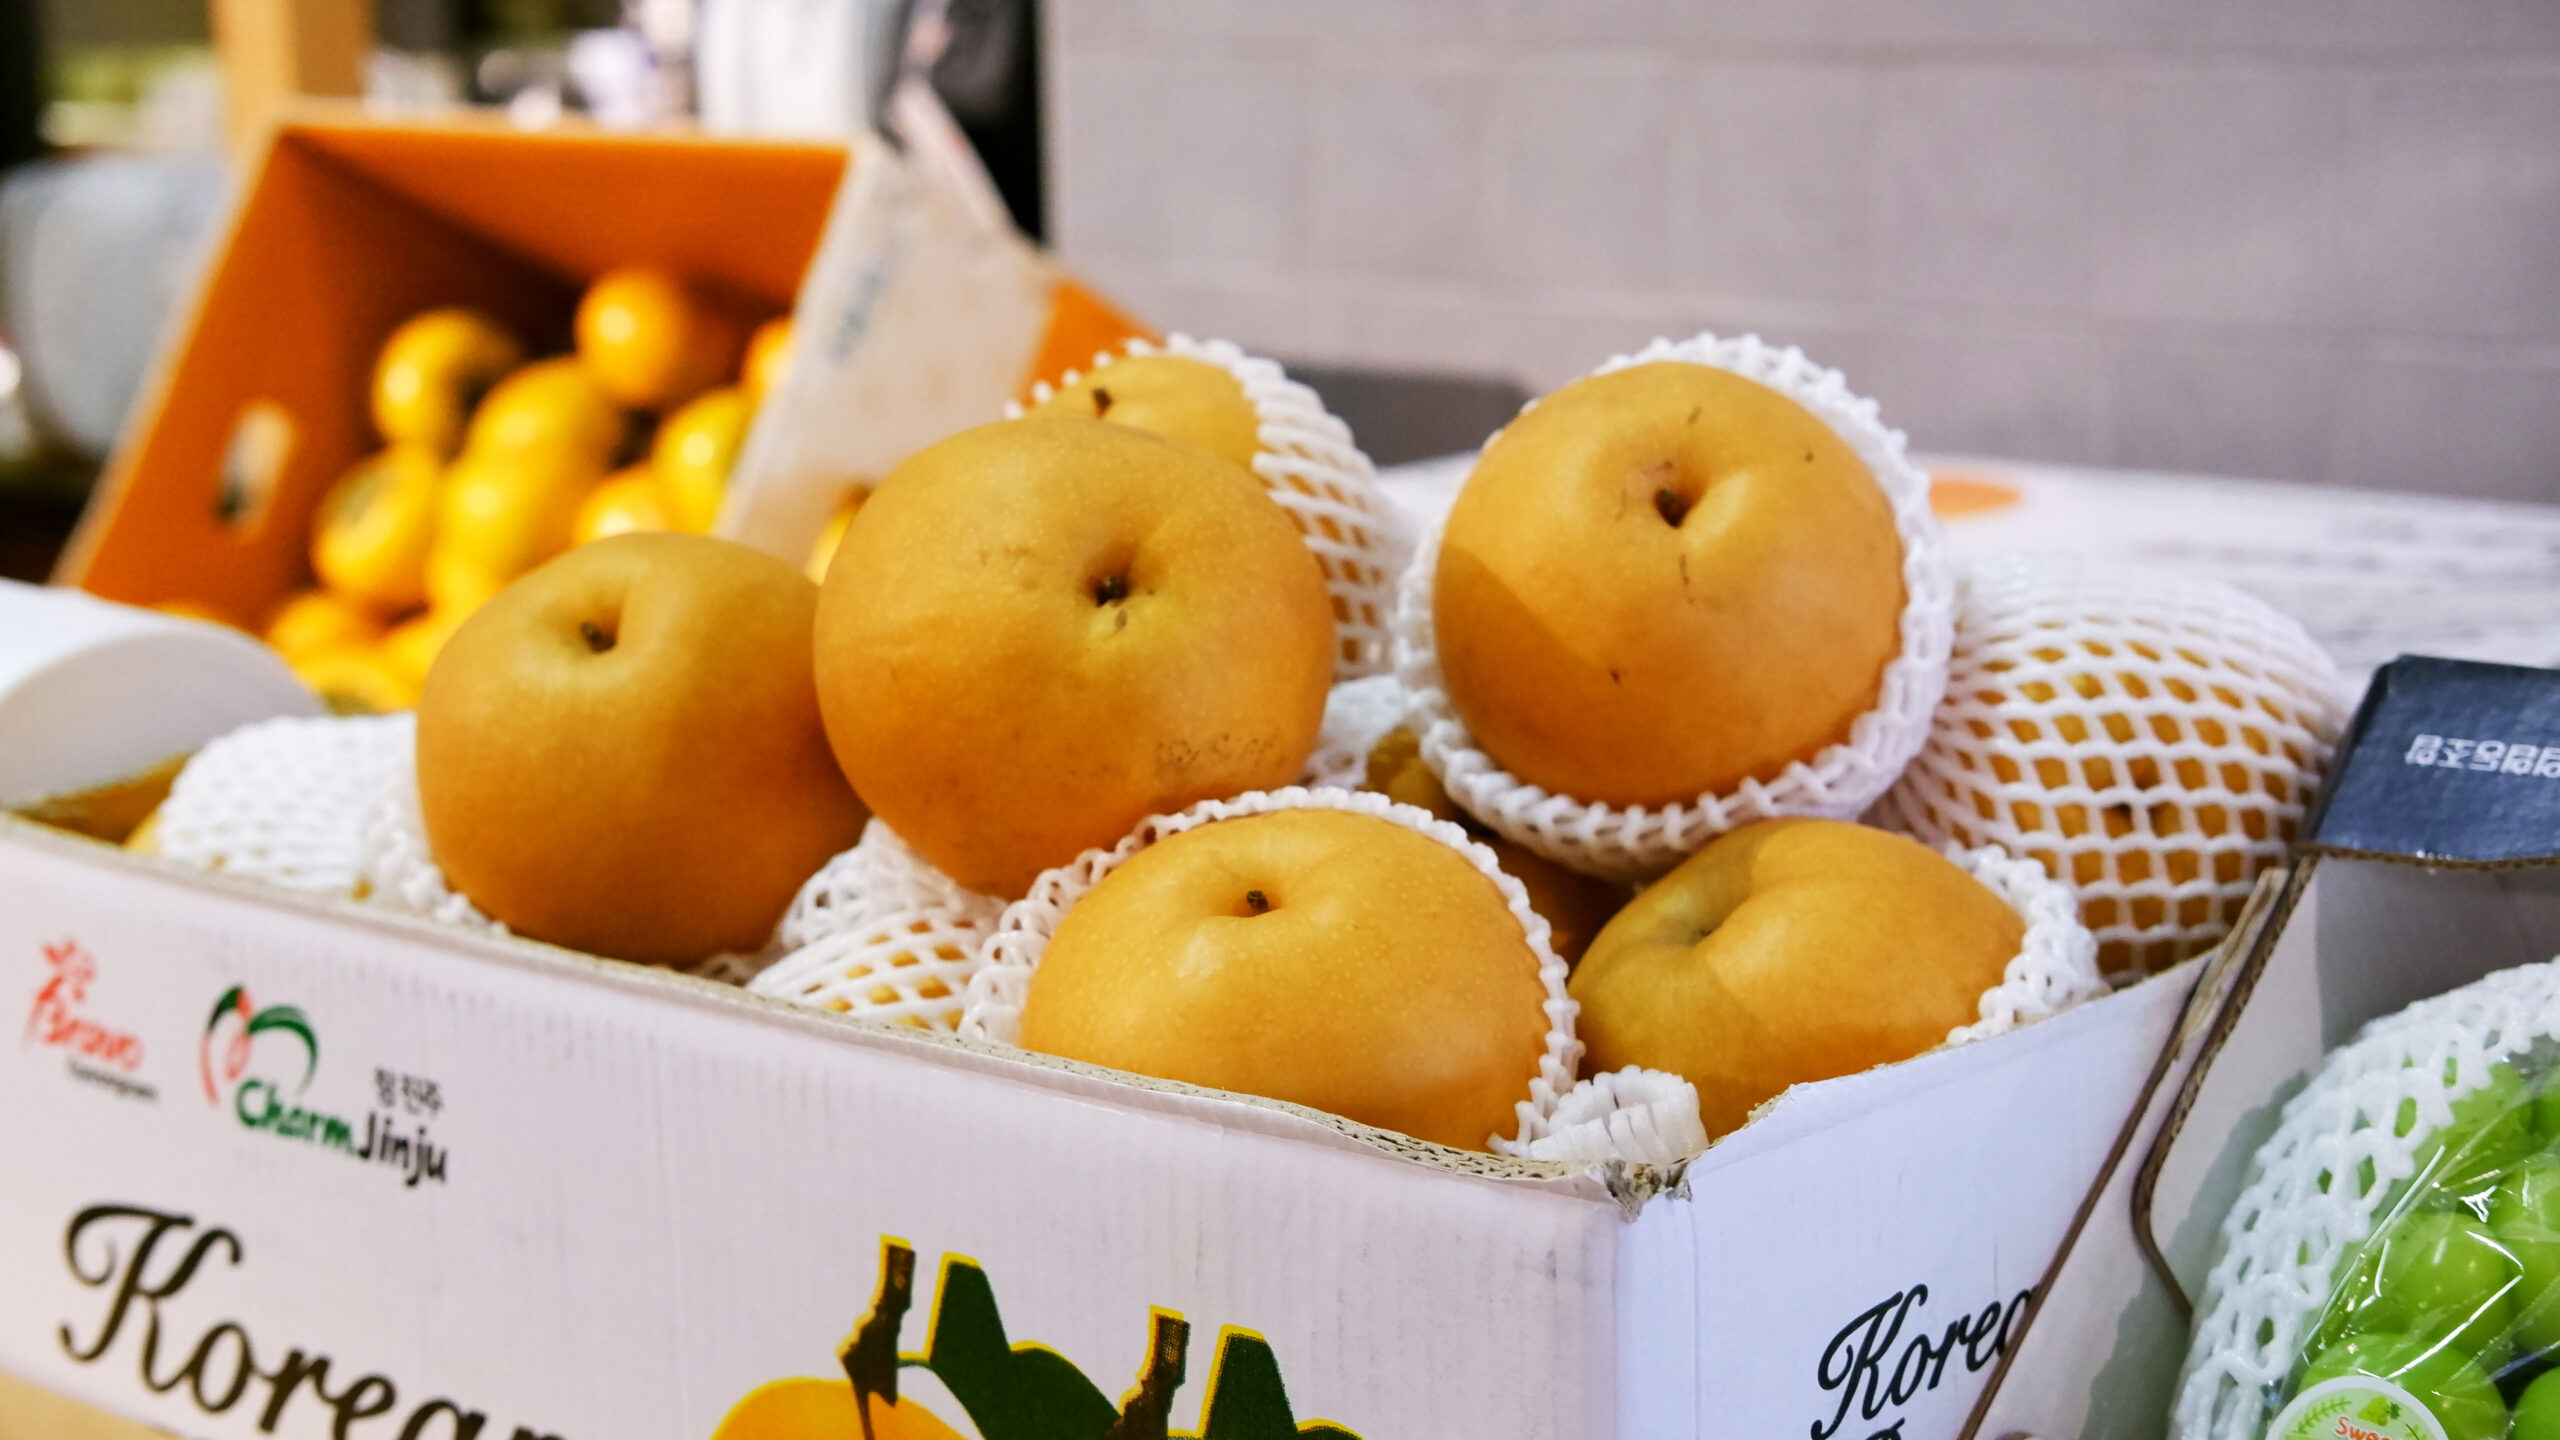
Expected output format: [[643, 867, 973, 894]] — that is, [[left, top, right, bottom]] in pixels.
[[1194, 1333, 1357, 1440], [921, 1259, 1117, 1440], [246, 1005, 319, 1093]]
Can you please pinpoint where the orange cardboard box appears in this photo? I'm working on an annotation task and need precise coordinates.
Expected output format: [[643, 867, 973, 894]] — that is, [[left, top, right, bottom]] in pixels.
[[53, 113, 1144, 620]]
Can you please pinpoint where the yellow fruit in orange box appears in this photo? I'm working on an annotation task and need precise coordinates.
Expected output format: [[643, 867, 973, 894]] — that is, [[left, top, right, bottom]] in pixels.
[[433, 444, 598, 590], [423, 549, 509, 617], [312, 446, 442, 612], [1025, 352, 1262, 475], [380, 606, 474, 688], [651, 386, 753, 532], [1362, 727, 1625, 966], [1019, 807, 1553, 1151], [575, 267, 749, 412], [572, 467, 670, 546], [463, 357, 627, 469], [712, 1379, 963, 1440], [263, 588, 383, 661], [803, 487, 869, 584], [372, 308, 524, 457], [814, 418, 1335, 898], [290, 643, 420, 715], [1435, 362, 1906, 807], [417, 533, 868, 964], [1570, 818, 2022, 1136], [743, 317, 792, 400]]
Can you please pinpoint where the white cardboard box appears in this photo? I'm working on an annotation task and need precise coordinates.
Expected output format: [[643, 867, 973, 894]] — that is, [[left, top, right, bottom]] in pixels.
[[0, 805, 2200, 1440]]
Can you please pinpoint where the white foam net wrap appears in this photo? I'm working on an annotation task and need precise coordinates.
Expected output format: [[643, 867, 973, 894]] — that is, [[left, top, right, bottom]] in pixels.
[[1394, 331, 1954, 884], [1017, 334, 1412, 680], [157, 713, 415, 897], [744, 818, 1008, 1028], [1872, 554, 2345, 980], [354, 735, 505, 935], [2174, 961, 2560, 1440], [1946, 840, 2111, 1046], [959, 785, 1593, 1155], [1302, 674, 1413, 790], [1521, 1067, 1708, 1167]]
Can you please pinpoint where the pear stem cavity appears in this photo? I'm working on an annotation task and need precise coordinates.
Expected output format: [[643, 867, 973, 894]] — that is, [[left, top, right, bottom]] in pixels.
[[1654, 487, 1693, 528], [578, 620, 614, 654], [1243, 889, 1271, 915], [1092, 573, 1131, 606]]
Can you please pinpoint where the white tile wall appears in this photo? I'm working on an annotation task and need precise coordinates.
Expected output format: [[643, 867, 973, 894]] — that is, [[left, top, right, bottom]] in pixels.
[[1045, 4, 2560, 498]]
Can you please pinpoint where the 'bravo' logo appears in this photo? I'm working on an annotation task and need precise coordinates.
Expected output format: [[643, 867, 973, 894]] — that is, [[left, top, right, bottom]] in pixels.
[[197, 984, 446, 1189], [28, 938, 151, 1099], [199, 986, 315, 1106]]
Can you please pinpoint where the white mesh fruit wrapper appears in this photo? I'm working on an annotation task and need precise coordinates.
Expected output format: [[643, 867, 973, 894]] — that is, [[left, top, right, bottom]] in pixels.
[[157, 712, 415, 897], [1394, 331, 1954, 883], [1302, 673, 1413, 790], [959, 785, 1587, 1156], [354, 735, 505, 935], [745, 818, 1008, 1028], [1872, 554, 2345, 981], [1945, 840, 2111, 1045], [1015, 333, 1412, 680], [2174, 960, 2560, 1440], [1520, 1067, 1708, 1167]]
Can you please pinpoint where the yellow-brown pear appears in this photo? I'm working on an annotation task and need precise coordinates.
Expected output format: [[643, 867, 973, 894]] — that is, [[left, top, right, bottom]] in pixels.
[[417, 533, 867, 963], [1570, 818, 2021, 1135], [814, 418, 1332, 897], [1025, 353, 1263, 475], [1019, 808, 1552, 1150], [1435, 362, 1905, 806]]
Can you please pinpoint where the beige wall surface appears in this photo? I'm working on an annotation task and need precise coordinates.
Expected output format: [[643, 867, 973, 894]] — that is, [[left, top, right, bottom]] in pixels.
[[1044, 1, 2560, 500]]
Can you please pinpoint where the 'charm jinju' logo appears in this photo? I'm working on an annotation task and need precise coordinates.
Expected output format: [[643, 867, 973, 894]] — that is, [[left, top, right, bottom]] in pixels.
[[198, 983, 449, 1189]]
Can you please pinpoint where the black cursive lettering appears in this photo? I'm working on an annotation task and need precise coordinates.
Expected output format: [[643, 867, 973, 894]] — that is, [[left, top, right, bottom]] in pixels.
[[58, 1202, 556, 1440], [1812, 1283, 2035, 1440], [61, 1205, 240, 1364]]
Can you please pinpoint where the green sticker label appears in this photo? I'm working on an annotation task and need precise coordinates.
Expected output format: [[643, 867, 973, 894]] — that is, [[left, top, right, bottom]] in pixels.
[[2268, 1376, 2451, 1440]]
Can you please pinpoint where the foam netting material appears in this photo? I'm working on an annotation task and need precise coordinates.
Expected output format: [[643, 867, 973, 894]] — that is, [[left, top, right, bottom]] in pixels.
[[1944, 840, 2111, 1045], [1014, 333, 1412, 680], [2174, 960, 2560, 1440], [957, 785, 1594, 1157], [156, 712, 769, 986], [1871, 553, 2345, 981], [156, 712, 414, 897], [1393, 331, 1955, 884], [744, 818, 1009, 1028], [1303, 674, 1414, 790]]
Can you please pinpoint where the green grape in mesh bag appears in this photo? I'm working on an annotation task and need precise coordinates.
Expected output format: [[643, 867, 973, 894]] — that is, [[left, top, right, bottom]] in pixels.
[[2295, 1333, 2506, 1440], [2285, 1058, 2560, 1438], [2494, 1158, 2560, 1359]]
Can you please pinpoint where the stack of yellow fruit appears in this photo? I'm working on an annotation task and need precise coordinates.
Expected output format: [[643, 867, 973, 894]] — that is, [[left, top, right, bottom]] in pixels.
[[262, 267, 795, 713]]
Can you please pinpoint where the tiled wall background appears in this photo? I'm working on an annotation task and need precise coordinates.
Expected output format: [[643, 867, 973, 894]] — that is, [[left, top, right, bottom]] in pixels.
[[1042, 1, 2560, 500]]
